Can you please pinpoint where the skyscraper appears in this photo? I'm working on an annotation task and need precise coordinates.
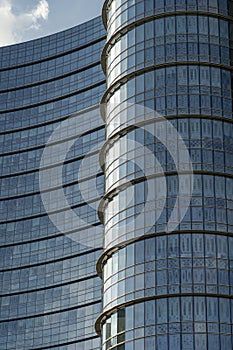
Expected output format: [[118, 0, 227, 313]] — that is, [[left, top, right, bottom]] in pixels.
[[0, 1, 233, 350], [0, 17, 106, 350], [96, 0, 233, 349]]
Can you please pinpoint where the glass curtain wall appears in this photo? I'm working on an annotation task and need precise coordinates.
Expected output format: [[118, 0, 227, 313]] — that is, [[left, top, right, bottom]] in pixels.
[[97, 1, 233, 349], [0, 17, 106, 350]]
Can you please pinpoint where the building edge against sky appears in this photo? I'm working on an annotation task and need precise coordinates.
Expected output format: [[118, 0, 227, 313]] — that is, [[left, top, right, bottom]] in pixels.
[[0, 1, 233, 350], [0, 17, 106, 350]]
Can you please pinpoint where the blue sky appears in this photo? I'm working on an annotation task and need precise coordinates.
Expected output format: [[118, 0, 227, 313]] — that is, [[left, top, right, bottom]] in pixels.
[[0, 0, 104, 47]]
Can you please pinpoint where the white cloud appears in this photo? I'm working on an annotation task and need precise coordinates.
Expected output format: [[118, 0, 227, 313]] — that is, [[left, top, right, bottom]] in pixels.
[[33, 0, 49, 20], [0, 0, 49, 46], [0, 0, 16, 46]]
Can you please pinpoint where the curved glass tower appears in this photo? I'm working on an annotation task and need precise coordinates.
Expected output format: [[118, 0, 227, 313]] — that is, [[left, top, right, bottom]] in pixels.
[[0, 18, 106, 350], [1, 2, 233, 350], [96, 1, 233, 350]]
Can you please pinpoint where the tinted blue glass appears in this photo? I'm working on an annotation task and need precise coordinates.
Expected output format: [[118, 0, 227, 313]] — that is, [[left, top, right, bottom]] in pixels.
[[0, 16, 105, 350], [100, 0, 233, 349]]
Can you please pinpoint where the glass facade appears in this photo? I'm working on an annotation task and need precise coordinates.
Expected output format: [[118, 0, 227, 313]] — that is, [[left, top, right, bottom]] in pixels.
[[0, 17, 106, 350], [97, 0, 233, 349], [1, 1, 233, 349]]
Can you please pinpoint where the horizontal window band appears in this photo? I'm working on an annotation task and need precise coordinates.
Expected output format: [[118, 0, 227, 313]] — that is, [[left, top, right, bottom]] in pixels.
[[98, 170, 233, 224], [0, 246, 102, 273], [1, 122, 104, 157], [0, 35, 106, 73], [0, 61, 102, 94], [107, 54, 233, 89], [0, 222, 102, 249], [100, 62, 233, 117], [0, 148, 100, 180], [34, 335, 100, 350], [96, 229, 233, 279], [0, 195, 102, 225], [95, 292, 233, 336], [0, 299, 101, 323], [0, 80, 105, 114], [0, 172, 103, 202], [101, 10, 233, 72], [0, 273, 100, 298], [99, 114, 233, 169], [0, 103, 101, 135]]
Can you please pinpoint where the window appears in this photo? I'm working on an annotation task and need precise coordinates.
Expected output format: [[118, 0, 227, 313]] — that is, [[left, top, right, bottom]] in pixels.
[[117, 309, 125, 333], [155, 18, 164, 37], [209, 18, 219, 38], [156, 69, 166, 89], [125, 305, 133, 329], [156, 45, 165, 62], [211, 67, 221, 87], [177, 16, 186, 34], [166, 67, 176, 88], [200, 66, 210, 86], [145, 21, 153, 40], [157, 299, 167, 323], [135, 303, 145, 327], [178, 66, 188, 85], [165, 17, 175, 36], [166, 44, 176, 59], [187, 16, 197, 33], [189, 66, 199, 85], [199, 16, 208, 38]]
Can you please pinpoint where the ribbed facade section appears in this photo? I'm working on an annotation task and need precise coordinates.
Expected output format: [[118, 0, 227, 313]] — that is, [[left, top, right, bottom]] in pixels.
[[97, 1, 233, 350], [0, 18, 105, 350]]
